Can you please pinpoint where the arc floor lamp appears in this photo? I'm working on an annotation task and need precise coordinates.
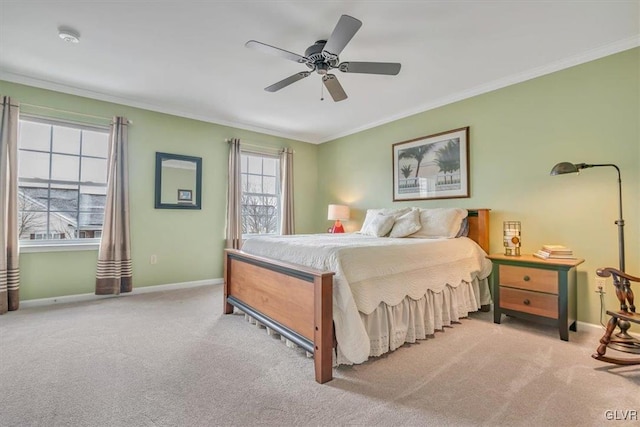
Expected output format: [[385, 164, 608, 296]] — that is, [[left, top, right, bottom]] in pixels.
[[550, 162, 626, 272], [551, 162, 636, 344]]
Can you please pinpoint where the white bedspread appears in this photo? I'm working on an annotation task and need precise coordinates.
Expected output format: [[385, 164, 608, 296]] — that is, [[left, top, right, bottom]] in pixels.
[[241, 233, 492, 364]]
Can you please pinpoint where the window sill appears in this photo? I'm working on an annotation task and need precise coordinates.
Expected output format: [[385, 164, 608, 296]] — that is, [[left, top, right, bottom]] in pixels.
[[242, 233, 279, 240], [20, 240, 100, 253]]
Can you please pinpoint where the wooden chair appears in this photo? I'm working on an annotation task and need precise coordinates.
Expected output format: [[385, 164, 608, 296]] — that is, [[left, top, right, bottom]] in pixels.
[[592, 267, 640, 365]]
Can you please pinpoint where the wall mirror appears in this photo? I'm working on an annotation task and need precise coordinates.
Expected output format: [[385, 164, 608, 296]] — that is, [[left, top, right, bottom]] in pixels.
[[154, 152, 202, 209]]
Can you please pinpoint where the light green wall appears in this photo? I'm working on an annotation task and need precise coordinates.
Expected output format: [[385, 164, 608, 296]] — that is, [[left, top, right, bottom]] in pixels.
[[3, 48, 639, 327], [0, 80, 319, 300], [317, 48, 640, 326]]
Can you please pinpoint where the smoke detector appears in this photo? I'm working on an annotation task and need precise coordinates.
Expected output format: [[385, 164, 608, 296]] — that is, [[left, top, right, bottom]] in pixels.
[[58, 28, 80, 44]]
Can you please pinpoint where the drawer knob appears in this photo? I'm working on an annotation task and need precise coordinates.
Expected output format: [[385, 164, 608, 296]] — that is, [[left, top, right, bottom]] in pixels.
[[523, 299, 531, 305], [523, 275, 531, 282]]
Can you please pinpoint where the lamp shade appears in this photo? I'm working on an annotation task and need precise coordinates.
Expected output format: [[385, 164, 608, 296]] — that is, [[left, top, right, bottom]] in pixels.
[[327, 204, 350, 220], [550, 162, 579, 175], [550, 162, 593, 175]]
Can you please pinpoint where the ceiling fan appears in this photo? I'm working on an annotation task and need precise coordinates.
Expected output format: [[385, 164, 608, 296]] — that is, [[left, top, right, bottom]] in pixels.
[[245, 14, 401, 102]]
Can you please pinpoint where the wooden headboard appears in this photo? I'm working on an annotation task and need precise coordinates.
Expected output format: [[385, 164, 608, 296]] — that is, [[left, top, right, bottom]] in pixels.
[[467, 209, 490, 254]]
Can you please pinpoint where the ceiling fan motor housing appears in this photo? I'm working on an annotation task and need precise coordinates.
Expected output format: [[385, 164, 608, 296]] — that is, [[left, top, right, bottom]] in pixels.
[[304, 40, 338, 73]]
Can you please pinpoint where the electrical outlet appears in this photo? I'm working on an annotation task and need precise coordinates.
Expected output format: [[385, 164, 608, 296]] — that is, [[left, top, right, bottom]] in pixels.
[[595, 276, 606, 293], [150, 254, 157, 265]]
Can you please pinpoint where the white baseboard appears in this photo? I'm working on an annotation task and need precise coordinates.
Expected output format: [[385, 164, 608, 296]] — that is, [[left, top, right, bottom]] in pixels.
[[20, 290, 639, 340], [133, 278, 222, 294], [577, 320, 640, 339], [577, 320, 604, 331], [21, 278, 223, 308]]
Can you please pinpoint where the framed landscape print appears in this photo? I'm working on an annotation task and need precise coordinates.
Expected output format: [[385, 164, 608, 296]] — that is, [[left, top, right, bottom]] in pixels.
[[392, 126, 470, 201]]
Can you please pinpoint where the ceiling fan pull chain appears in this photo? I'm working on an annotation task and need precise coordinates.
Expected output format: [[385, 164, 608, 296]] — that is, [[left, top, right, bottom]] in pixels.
[[320, 80, 324, 101]]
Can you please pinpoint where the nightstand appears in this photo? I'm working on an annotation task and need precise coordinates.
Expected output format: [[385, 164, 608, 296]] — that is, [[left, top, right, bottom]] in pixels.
[[487, 254, 584, 341]]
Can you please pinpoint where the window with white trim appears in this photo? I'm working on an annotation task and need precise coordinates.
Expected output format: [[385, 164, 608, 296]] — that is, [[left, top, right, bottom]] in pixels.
[[17, 117, 109, 242], [240, 152, 281, 236]]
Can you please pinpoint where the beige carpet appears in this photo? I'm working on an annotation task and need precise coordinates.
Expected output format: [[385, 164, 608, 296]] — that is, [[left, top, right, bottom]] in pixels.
[[1, 284, 639, 426]]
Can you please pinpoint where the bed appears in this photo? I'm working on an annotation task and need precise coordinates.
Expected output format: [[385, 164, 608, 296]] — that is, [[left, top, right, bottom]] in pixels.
[[223, 208, 491, 383]]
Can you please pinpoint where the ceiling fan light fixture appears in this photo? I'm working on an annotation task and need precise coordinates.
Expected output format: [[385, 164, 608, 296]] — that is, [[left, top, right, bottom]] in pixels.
[[58, 27, 80, 44], [316, 63, 329, 75]]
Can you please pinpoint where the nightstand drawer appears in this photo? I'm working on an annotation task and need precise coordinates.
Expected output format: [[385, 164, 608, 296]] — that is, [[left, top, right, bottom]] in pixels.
[[499, 264, 557, 294], [500, 287, 558, 319]]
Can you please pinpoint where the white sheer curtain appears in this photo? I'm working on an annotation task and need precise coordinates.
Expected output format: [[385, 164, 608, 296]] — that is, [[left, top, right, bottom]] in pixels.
[[96, 117, 132, 295], [280, 148, 294, 235], [226, 138, 242, 249], [0, 96, 20, 313]]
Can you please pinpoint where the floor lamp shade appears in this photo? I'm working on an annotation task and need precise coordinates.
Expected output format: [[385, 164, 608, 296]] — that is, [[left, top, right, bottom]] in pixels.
[[550, 162, 581, 175], [328, 204, 350, 233]]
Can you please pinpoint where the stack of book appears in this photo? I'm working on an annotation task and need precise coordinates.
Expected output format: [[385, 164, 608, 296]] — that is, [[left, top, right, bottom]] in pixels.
[[533, 244, 576, 260]]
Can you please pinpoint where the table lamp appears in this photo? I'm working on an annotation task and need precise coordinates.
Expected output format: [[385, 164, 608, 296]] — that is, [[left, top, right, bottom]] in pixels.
[[327, 204, 350, 233]]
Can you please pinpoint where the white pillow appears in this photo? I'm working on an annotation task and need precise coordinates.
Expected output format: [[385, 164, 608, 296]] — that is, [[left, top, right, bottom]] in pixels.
[[361, 214, 396, 237], [360, 207, 411, 234], [455, 217, 469, 238], [389, 209, 422, 238], [410, 208, 468, 239]]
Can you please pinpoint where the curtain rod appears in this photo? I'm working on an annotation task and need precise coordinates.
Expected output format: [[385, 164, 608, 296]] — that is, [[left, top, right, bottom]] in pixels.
[[20, 103, 133, 124], [226, 138, 293, 153]]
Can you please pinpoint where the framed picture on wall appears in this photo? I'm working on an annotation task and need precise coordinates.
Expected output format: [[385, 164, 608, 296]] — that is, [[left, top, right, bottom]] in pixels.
[[392, 126, 470, 201], [177, 189, 193, 202]]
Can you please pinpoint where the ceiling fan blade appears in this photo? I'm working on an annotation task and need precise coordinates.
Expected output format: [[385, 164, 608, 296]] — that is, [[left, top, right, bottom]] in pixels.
[[322, 15, 362, 59], [245, 40, 308, 64], [265, 72, 311, 92], [338, 62, 401, 75], [322, 74, 347, 102]]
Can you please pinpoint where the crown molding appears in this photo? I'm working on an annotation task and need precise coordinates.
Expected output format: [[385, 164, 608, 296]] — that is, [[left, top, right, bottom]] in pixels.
[[0, 71, 304, 141], [2, 35, 638, 145], [318, 35, 640, 144]]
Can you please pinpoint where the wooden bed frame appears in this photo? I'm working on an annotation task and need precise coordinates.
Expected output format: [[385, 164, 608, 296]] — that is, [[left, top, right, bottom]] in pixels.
[[224, 208, 491, 384]]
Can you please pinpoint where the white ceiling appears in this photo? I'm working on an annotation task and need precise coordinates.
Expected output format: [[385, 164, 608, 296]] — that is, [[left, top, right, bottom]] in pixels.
[[1, 1, 638, 144]]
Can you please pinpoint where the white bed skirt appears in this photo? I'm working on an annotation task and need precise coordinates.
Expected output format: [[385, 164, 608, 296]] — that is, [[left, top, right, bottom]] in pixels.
[[242, 277, 491, 366], [336, 277, 491, 365]]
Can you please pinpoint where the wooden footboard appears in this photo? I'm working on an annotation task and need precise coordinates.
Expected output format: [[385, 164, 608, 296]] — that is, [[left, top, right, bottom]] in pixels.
[[224, 249, 335, 383], [223, 208, 491, 383]]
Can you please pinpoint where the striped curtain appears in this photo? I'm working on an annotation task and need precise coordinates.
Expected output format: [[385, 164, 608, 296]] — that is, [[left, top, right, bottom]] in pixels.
[[225, 139, 242, 249], [96, 117, 132, 295], [0, 96, 20, 313], [280, 148, 295, 235]]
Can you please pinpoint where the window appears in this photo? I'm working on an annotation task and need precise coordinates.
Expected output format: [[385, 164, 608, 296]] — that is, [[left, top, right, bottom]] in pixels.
[[240, 152, 280, 236], [18, 117, 109, 242]]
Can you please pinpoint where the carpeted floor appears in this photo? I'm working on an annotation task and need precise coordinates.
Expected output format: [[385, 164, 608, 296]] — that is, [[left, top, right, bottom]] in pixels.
[[1, 284, 639, 426]]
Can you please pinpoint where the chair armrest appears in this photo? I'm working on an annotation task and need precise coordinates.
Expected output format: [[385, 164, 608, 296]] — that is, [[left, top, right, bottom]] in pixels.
[[596, 267, 640, 283]]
